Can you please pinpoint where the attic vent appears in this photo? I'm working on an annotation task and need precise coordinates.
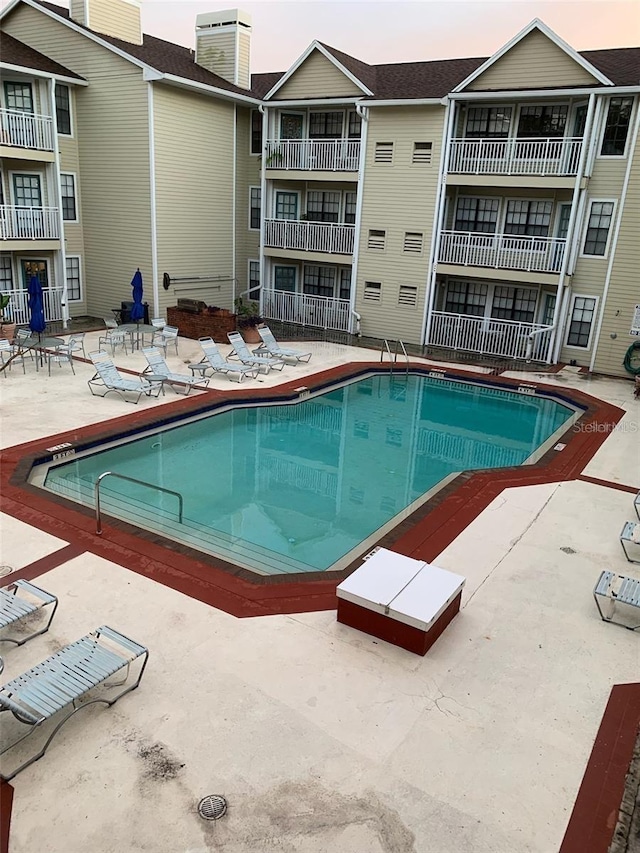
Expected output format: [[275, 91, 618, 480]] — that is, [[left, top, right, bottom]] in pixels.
[[364, 281, 382, 302], [374, 142, 394, 164], [368, 230, 386, 251], [403, 232, 423, 253], [398, 285, 418, 307], [413, 142, 432, 164]]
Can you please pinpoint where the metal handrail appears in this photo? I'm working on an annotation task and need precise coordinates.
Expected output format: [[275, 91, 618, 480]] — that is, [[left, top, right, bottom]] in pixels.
[[94, 471, 184, 535], [394, 339, 409, 374], [380, 339, 409, 374]]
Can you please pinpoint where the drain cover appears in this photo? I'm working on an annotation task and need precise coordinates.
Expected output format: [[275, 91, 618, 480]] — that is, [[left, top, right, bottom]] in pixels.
[[198, 795, 227, 821], [0, 565, 14, 578]]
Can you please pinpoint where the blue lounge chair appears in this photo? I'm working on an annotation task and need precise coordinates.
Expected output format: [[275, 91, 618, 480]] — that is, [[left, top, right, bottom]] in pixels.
[[0, 579, 58, 648], [191, 337, 259, 382], [254, 325, 312, 363], [227, 331, 285, 374], [142, 346, 209, 395], [88, 351, 162, 404]]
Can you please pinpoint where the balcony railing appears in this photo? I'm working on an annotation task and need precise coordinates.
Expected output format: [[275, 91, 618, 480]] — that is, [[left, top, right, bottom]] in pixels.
[[264, 219, 355, 255], [0, 286, 65, 325], [439, 231, 566, 273], [448, 137, 583, 176], [0, 109, 54, 151], [263, 290, 351, 332], [265, 139, 361, 171], [428, 312, 553, 361], [0, 206, 60, 240]]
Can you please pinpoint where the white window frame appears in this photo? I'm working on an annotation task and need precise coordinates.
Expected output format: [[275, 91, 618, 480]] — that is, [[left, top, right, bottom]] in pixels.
[[579, 198, 617, 259], [247, 258, 260, 300], [500, 196, 554, 236], [564, 294, 599, 350], [65, 254, 82, 302], [514, 101, 570, 140], [60, 172, 78, 223], [463, 103, 515, 139], [55, 83, 73, 138], [597, 96, 636, 160], [248, 186, 261, 231], [274, 190, 300, 221]]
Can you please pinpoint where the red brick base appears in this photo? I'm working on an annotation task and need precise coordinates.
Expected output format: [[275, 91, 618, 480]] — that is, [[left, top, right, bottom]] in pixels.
[[166, 307, 236, 342]]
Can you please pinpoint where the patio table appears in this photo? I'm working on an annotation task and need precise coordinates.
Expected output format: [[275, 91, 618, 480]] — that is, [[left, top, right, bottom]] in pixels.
[[119, 324, 157, 351], [19, 336, 65, 371]]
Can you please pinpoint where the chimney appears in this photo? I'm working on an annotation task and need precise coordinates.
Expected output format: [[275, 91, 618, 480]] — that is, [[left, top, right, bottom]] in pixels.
[[195, 9, 252, 89], [69, 0, 143, 46]]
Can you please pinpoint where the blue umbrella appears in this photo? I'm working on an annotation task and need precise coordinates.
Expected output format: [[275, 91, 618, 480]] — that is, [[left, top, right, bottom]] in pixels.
[[130, 269, 145, 323], [28, 274, 46, 337]]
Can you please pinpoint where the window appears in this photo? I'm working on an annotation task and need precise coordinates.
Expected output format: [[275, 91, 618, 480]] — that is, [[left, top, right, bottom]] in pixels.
[[465, 106, 512, 138], [65, 255, 81, 301], [303, 265, 335, 297], [339, 268, 352, 300], [306, 191, 340, 223], [20, 259, 48, 289], [403, 232, 423, 253], [274, 266, 296, 292], [601, 97, 633, 156], [566, 296, 596, 347], [280, 113, 303, 140], [368, 229, 385, 250], [344, 192, 357, 224], [364, 281, 381, 302], [517, 105, 568, 138], [55, 84, 71, 135], [454, 198, 499, 233], [0, 256, 13, 292], [275, 191, 298, 220], [250, 109, 262, 155], [60, 174, 77, 221], [309, 112, 342, 139], [374, 142, 393, 164], [583, 201, 614, 256], [491, 286, 537, 322], [3, 81, 33, 113], [249, 187, 261, 230], [555, 204, 572, 239], [347, 111, 362, 139], [398, 285, 418, 307], [504, 200, 552, 237], [13, 174, 41, 207], [444, 281, 487, 316], [412, 142, 432, 164], [248, 260, 260, 300]]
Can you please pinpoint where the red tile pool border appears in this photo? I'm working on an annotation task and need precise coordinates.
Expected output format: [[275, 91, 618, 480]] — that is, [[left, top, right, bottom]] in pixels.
[[0, 362, 626, 618]]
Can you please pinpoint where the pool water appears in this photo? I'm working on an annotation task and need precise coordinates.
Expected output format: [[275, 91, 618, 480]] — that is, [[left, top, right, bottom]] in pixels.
[[43, 374, 575, 575]]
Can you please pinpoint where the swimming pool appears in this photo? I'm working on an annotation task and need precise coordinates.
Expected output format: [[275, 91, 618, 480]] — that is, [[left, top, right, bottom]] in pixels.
[[38, 372, 577, 575]]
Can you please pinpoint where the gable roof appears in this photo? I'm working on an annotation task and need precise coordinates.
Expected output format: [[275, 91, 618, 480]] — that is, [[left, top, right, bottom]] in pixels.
[[0, 30, 84, 80], [264, 40, 375, 100]]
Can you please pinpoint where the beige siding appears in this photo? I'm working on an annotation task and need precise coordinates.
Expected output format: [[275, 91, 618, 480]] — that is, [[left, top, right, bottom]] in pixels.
[[196, 32, 236, 84], [468, 30, 600, 91], [237, 30, 251, 90], [5, 3, 152, 320], [234, 107, 260, 297], [356, 105, 445, 344], [82, 0, 142, 45], [274, 50, 364, 100]]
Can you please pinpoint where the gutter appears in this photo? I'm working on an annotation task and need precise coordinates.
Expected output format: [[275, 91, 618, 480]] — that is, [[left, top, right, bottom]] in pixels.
[[447, 85, 640, 102], [145, 71, 261, 106], [0, 63, 87, 86]]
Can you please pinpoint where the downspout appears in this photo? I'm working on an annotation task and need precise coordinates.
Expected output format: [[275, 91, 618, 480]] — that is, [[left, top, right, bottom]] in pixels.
[[49, 77, 69, 328], [232, 103, 237, 308], [258, 103, 267, 315], [147, 82, 160, 317], [588, 95, 640, 373], [422, 97, 455, 347], [349, 102, 368, 336]]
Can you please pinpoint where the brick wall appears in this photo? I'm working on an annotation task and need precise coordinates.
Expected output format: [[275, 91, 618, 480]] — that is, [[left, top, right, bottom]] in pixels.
[[167, 307, 237, 342]]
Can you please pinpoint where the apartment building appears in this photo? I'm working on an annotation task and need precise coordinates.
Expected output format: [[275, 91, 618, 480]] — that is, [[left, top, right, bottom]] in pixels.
[[1, 1, 638, 377]]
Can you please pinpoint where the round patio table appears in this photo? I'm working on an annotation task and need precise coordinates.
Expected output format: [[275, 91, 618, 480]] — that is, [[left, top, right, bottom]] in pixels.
[[119, 324, 157, 351], [20, 336, 65, 371]]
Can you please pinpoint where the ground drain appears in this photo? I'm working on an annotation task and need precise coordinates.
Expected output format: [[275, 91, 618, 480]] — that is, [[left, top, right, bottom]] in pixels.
[[0, 565, 14, 578], [198, 795, 227, 821]]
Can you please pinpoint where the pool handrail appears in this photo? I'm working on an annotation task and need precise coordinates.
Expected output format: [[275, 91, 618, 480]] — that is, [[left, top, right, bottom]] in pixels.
[[94, 471, 184, 535]]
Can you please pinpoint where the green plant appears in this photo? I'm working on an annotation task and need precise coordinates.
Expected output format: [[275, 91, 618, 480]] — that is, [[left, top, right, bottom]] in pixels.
[[234, 297, 263, 329], [0, 293, 11, 322], [265, 146, 284, 167]]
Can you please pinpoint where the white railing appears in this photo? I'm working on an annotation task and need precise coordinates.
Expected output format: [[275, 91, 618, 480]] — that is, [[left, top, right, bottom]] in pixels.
[[448, 137, 583, 176], [262, 290, 351, 332], [0, 206, 60, 240], [0, 109, 54, 151], [439, 231, 566, 273], [0, 286, 65, 325], [428, 312, 553, 361], [264, 219, 355, 255], [265, 139, 361, 171]]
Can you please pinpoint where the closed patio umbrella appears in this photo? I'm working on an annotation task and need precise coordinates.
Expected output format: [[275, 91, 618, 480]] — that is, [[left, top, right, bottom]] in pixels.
[[130, 269, 145, 325], [28, 274, 46, 338]]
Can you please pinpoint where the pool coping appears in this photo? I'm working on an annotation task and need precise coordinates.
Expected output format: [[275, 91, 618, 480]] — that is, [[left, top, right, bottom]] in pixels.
[[0, 361, 625, 618]]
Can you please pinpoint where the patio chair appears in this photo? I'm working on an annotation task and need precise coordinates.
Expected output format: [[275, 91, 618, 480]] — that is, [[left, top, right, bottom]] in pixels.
[[227, 331, 285, 374], [66, 332, 87, 359], [14, 328, 34, 361], [254, 325, 312, 363], [0, 579, 58, 648], [151, 317, 166, 331], [48, 339, 76, 375], [0, 625, 148, 780], [152, 324, 179, 357], [98, 318, 129, 356], [0, 339, 26, 375], [142, 346, 209, 395], [88, 350, 162, 404], [192, 337, 259, 383]]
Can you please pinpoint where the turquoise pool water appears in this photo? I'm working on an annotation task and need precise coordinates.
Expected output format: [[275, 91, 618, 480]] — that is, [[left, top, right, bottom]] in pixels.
[[42, 374, 575, 575]]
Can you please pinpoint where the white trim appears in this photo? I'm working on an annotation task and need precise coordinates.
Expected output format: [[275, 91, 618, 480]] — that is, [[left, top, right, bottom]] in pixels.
[[448, 86, 639, 101], [452, 19, 612, 93], [258, 105, 267, 315], [247, 257, 260, 299], [8, 168, 44, 205], [249, 108, 261, 156], [274, 189, 301, 220], [232, 103, 237, 306], [348, 104, 368, 334], [362, 98, 442, 107], [596, 94, 637, 160], [248, 185, 261, 231], [264, 41, 374, 101], [579, 198, 618, 259], [263, 97, 363, 108], [234, 20, 240, 87], [83, 0, 90, 28], [147, 73, 260, 105], [564, 293, 599, 350], [54, 82, 74, 138], [49, 77, 68, 327], [59, 171, 79, 223], [147, 82, 159, 317], [0, 63, 87, 86], [65, 253, 83, 302]]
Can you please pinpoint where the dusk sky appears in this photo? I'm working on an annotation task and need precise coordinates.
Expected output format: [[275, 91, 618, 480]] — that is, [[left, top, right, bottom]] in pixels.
[[2, 0, 639, 71]]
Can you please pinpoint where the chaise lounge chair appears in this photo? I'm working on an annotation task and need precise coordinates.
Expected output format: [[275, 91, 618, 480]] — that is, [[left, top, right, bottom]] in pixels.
[[0, 579, 58, 649], [253, 325, 312, 363], [142, 346, 209, 395], [0, 625, 148, 780], [191, 337, 260, 383], [227, 331, 285, 374], [88, 350, 163, 404]]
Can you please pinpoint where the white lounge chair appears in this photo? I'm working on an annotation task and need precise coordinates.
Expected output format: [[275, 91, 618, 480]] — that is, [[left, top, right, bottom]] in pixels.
[[142, 346, 209, 395], [254, 325, 312, 363], [0, 579, 58, 648], [227, 331, 285, 374], [192, 337, 259, 382], [88, 350, 162, 404]]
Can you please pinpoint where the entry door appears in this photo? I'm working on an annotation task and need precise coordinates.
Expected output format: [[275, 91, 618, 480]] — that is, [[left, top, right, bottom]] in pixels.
[[21, 259, 48, 289]]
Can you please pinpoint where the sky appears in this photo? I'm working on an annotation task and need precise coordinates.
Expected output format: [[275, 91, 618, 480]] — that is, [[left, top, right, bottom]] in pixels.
[[2, 0, 639, 71]]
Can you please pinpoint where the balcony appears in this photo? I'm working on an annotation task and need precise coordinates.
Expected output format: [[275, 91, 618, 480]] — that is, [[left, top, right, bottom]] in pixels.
[[0, 109, 54, 151], [448, 137, 583, 177], [438, 231, 566, 274], [0, 206, 60, 241], [1, 286, 65, 325], [428, 312, 553, 362], [263, 290, 351, 332], [265, 139, 360, 171], [264, 219, 355, 255]]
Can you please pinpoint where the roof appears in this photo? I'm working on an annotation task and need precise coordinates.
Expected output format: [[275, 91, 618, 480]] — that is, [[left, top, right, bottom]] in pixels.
[[0, 29, 84, 79]]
